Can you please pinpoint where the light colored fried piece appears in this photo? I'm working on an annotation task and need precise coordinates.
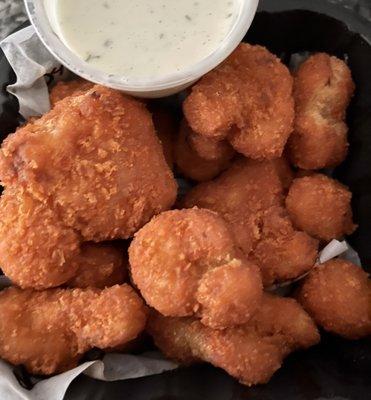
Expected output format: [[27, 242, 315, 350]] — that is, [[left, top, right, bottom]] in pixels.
[[129, 208, 263, 329], [250, 206, 319, 286], [183, 43, 294, 159], [151, 106, 178, 169], [286, 174, 356, 241], [67, 243, 127, 289], [182, 158, 293, 256], [175, 120, 233, 182], [0, 85, 177, 241], [0, 284, 147, 375], [298, 259, 371, 339], [148, 293, 320, 386], [0, 188, 80, 289], [50, 79, 94, 106], [188, 131, 235, 161], [289, 53, 355, 170]]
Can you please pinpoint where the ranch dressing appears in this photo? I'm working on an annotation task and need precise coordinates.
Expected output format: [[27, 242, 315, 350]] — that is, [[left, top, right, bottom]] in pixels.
[[54, 0, 237, 79]]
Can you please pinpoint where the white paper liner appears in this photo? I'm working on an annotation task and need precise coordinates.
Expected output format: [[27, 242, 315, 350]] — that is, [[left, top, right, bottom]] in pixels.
[[0, 25, 366, 399]]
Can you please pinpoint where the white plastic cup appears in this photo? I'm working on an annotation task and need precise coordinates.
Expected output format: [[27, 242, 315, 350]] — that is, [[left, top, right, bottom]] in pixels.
[[25, 0, 259, 98]]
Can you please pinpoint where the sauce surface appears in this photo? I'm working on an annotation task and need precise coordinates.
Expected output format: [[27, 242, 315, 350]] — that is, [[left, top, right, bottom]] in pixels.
[[55, 0, 237, 79]]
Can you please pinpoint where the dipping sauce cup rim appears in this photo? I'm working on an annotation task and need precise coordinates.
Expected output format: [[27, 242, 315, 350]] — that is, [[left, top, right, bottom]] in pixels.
[[24, 0, 259, 93]]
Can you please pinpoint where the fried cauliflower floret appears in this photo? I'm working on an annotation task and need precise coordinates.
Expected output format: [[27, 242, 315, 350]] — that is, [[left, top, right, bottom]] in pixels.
[[298, 259, 371, 339], [250, 206, 319, 286], [286, 174, 356, 241], [175, 120, 233, 182], [289, 53, 355, 170], [182, 159, 319, 286], [129, 208, 263, 329], [0, 285, 147, 375], [50, 79, 94, 106], [148, 293, 320, 386], [0, 85, 177, 241], [183, 43, 294, 159], [182, 158, 293, 256], [0, 188, 80, 289], [67, 243, 127, 289]]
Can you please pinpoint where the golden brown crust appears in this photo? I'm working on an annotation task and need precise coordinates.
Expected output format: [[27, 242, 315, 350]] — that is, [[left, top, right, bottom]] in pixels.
[[174, 120, 233, 182], [184, 43, 294, 159], [67, 242, 127, 289], [0, 188, 80, 289], [289, 53, 355, 169], [129, 208, 263, 329], [182, 159, 318, 286], [188, 131, 235, 162], [286, 174, 356, 241], [50, 79, 94, 106], [0, 85, 177, 241], [297, 259, 371, 339], [0, 285, 147, 375], [148, 293, 320, 386]]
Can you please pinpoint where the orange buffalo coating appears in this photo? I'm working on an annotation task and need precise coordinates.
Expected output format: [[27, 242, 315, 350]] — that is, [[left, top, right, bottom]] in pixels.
[[148, 293, 320, 386], [289, 53, 355, 170], [184, 43, 294, 160], [298, 259, 371, 339], [129, 208, 263, 329], [0, 85, 177, 242], [182, 159, 318, 286], [0, 285, 147, 375], [67, 242, 127, 289], [286, 174, 356, 241], [175, 120, 233, 182]]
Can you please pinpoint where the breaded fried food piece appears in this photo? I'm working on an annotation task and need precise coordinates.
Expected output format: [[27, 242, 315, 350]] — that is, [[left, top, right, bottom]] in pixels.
[[50, 79, 94, 106], [183, 44, 294, 159], [250, 207, 319, 286], [286, 174, 356, 241], [129, 208, 263, 329], [148, 293, 320, 386], [289, 53, 355, 170], [67, 243, 127, 288], [182, 158, 293, 256], [175, 120, 233, 182], [298, 259, 371, 339], [0, 284, 147, 375], [0, 85, 177, 241], [0, 188, 80, 289], [182, 159, 318, 285]]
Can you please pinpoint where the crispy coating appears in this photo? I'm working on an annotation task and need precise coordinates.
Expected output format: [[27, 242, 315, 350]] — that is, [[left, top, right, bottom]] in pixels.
[[0, 284, 147, 375], [182, 158, 293, 255], [148, 293, 320, 386], [188, 132, 235, 161], [289, 53, 355, 170], [175, 120, 233, 182], [298, 259, 371, 339], [183, 43, 294, 159], [50, 79, 94, 106], [0, 188, 80, 289], [182, 159, 318, 285], [286, 174, 356, 241], [129, 208, 263, 329], [250, 207, 319, 286], [67, 243, 127, 289], [0, 85, 177, 241]]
